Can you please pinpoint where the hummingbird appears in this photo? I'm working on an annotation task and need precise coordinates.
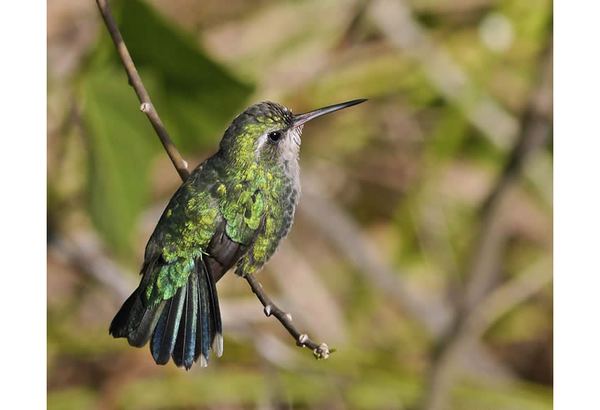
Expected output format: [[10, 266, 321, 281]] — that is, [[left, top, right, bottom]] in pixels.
[[109, 98, 367, 370]]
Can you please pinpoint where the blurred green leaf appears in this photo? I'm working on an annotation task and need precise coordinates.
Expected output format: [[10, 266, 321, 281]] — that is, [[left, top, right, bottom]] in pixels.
[[118, 0, 254, 151], [82, 68, 159, 255], [82, 0, 254, 254]]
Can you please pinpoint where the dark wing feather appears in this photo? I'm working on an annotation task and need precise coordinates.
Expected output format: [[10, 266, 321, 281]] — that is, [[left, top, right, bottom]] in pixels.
[[205, 219, 248, 282], [205, 214, 267, 282]]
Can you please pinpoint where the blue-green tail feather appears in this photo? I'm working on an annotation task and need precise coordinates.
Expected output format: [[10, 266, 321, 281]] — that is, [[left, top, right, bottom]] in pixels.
[[172, 273, 199, 370], [195, 260, 212, 366], [110, 257, 223, 369], [151, 285, 186, 365]]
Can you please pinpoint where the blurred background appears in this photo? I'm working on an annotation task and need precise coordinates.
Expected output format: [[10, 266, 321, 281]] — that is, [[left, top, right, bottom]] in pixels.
[[47, 0, 553, 409]]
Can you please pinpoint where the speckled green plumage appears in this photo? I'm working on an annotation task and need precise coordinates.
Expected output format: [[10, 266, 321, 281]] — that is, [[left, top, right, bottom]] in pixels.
[[141, 106, 299, 308]]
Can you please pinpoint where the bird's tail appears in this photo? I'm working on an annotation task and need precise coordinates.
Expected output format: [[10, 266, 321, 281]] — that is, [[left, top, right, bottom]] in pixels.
[[109, 258, 222, 370]]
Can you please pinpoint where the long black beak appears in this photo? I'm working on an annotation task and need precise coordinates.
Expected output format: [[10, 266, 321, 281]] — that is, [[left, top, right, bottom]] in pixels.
[[292, 99, 368, 128]]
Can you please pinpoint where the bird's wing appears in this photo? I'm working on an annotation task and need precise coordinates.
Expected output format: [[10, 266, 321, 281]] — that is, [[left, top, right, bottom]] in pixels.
[[206, 181, 266, 275], [141, 163, 223, 306], [143, 166, 269, 300], [219, 183, 265, 245]]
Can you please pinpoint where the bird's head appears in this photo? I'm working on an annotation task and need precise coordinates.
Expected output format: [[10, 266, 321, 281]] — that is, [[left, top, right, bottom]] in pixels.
[[219, 99, 367, 170]]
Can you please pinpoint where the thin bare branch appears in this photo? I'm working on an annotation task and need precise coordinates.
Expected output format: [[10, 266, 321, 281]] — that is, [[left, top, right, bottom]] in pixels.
[[94, 0, 327, 359], [95, 0, 189, 181], [246, 274, 332, 360]]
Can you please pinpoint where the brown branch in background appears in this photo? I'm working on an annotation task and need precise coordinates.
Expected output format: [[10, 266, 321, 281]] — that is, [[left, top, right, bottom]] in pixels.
[[462, 257, 552, 344], [420, 46, 554, 410], [422, 258, 552, 410], [51, 233, 136, 302], [464, 44, 553, 313], [94, 0, 328, 359], [480, 45, 553, 214]]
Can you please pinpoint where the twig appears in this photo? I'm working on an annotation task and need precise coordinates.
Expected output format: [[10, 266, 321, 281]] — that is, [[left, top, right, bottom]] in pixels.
[[246, 274, 331, 360], [95, 0, 189, 181], [94, 0, 327, 358]]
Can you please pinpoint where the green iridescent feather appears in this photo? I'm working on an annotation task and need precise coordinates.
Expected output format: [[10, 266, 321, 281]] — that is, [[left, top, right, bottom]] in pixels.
[[140, 119, 295, 307]]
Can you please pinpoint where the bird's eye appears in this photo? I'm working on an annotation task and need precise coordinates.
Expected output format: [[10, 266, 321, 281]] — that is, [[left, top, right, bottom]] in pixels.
[[268, 131, 282, 142]]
